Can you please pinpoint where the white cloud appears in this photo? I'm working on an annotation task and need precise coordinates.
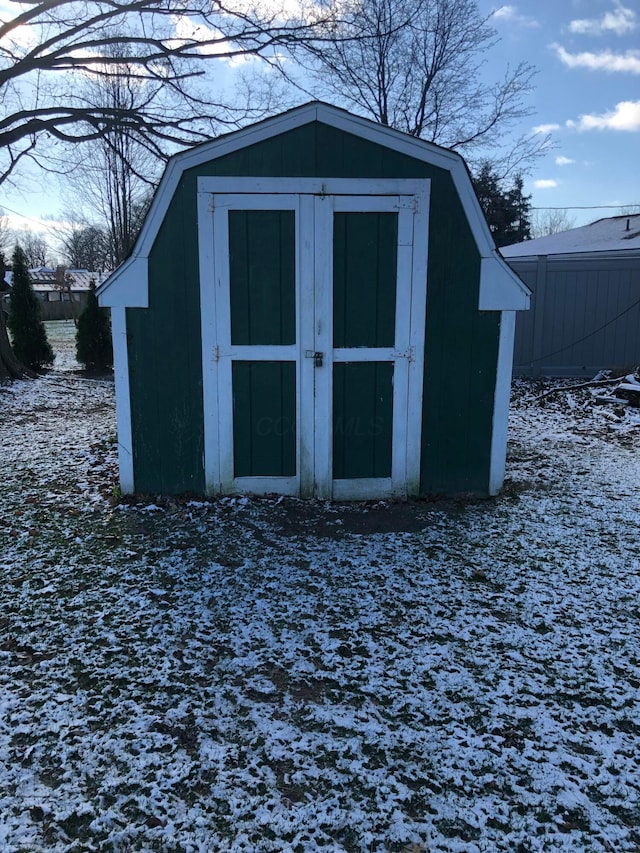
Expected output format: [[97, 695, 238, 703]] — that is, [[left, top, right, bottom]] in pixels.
[[1, 210, 57, 234], [492, 5, 539, 27], [534, 179, 559, 189], [533, 123, 560, 134], [566, 100, 640, 132], [555, 156, 576, 166], [552, 43, 640, 73], [569, 2, 636, 36], [493, 5, 516, 19]]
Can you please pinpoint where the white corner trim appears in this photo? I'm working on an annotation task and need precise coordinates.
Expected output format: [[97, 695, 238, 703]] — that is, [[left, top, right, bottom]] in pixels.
[[479, 256, 531, 311], [98, 257, 149, 309], [110, 307, 135, 493], [489, 311, 516, 496]]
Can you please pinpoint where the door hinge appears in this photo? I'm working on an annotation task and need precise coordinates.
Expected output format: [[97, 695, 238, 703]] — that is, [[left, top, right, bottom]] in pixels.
[[213, 344, 220, 362], [393, 347, 415, 361], [209, 195, 215, 213], [395, 197, 419, 212]]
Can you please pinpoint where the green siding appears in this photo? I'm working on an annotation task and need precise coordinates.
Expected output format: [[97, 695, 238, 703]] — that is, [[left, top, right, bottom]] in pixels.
[[333, 212, 397, 348], [129, 119, 499, 496], [229, 210, 295, 346], [127, 181, 205, 495], [232, 361, 296, 477], [333, 362, 394, 479], [419, 178, 500, 496]]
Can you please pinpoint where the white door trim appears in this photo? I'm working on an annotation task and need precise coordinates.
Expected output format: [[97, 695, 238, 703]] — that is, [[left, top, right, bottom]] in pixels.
[[198, 190, 221, 494], [198, 177, 429, 199], [406, 185, 430, 496], [313, 193, 428, 499], [215, 194, 303, 495], [197, 179, 430, 498]]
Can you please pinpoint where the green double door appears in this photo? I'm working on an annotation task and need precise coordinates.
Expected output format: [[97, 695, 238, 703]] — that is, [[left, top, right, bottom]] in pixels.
[[199, 180, 429, 499]]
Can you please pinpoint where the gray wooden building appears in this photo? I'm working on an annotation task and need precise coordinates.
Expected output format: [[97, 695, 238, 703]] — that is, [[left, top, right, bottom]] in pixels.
[[98, 102, 529, 500], [502, 214, 640, 376]]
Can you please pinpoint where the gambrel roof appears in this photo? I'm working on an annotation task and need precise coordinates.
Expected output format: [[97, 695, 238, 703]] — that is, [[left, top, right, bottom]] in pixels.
[[98, 102, 529, 312]]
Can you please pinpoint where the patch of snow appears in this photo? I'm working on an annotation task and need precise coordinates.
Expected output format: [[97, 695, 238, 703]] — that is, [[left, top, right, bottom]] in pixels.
[[1, 361, 639, 851]]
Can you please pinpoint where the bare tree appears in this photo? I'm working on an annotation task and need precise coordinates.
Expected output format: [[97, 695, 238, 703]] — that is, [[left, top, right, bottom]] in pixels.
[[306, 0, 550, 175], [54, 266, 83, 325], [59, 224, 111, 270], [0, 0, 334, 188], [60, 44, 158, 267], [530, 209, 576, 239], [0, 209, 12, 254], [16, 229, 51, 268]]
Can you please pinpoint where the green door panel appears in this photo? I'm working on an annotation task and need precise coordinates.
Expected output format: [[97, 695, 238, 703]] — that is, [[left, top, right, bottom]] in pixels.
[[333, 362, 393, 479], [333, 212, 398, 348], [229, 210, 296, 345], [232, 361, 296, 477]]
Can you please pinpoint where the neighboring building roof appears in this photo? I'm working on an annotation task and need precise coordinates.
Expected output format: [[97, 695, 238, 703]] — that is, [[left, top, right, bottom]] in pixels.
[[501, 213, 640, 259], [4, 268, 109, 291]]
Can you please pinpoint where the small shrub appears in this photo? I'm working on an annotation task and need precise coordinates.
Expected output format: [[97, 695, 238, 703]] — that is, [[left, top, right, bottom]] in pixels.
[[76, 279, 113, 371]]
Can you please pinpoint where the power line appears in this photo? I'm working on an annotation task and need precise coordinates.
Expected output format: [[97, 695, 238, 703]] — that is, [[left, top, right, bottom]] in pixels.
[[531, 204, 638, 211], [0, 203, 62, 233], [526, 295, 640, 366]]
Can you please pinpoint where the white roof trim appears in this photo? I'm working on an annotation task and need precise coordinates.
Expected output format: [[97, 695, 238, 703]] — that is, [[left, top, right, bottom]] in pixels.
[[97, 101, 526, 311], [99, 257, 148, 308], [479, 256, 530, 311]]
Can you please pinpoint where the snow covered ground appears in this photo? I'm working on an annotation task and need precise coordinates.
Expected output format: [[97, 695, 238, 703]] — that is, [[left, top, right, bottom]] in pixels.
[[1, 326, 639, 851]]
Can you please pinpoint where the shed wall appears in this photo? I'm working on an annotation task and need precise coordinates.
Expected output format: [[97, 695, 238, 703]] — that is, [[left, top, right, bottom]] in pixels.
[[510, 255, 640, 376], [127, 121, 500, 496]]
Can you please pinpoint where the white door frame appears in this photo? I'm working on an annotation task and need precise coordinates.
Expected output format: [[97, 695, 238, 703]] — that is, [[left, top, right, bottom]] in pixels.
[[197, 178, 430, 499]]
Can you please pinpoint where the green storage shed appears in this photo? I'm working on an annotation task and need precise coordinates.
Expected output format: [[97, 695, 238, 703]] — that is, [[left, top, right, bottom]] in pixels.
[[98, 102, 529, 501]]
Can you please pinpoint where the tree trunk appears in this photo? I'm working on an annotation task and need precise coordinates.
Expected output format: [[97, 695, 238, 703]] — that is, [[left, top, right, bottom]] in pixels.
[[0, 306, 34, 381]]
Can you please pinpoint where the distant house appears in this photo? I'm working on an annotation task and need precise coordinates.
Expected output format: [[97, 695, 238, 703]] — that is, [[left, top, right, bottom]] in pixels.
[[502, 214, 640, 376], [3, 267, 109, 321]]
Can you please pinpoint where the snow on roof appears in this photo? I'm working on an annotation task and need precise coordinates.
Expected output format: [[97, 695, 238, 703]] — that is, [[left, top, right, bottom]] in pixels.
[[501, 213, 640, 258], [4, 268, 109, 291]]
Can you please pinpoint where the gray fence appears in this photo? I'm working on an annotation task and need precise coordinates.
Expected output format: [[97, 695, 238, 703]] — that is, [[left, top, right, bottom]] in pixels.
[[39, 301, 77, 321], [508, 254, 640, 377]]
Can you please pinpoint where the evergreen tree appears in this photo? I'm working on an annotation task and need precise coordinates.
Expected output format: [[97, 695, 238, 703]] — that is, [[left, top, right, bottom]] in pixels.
[[0, 248, 33, 381], [75, 279, 113, 371], [7, 245, 54, 370], [473, 163, 532, 248]]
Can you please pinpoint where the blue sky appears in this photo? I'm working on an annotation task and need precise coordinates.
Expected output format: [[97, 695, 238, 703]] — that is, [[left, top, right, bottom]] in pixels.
[[482, 0, 639, 225], [2, 0, 638, 237]]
